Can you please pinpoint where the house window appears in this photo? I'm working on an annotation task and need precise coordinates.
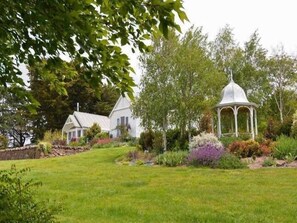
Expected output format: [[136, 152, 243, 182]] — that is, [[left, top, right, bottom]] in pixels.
[[117, 118, 120, 137], [78, 130, 81, 137], [121, 116, 125, 125], [126, 117, 129, 126], [68, 132, 71, 140]]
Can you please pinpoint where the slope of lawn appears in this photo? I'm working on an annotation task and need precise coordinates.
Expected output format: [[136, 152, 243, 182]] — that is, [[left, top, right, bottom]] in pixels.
[[1, 147, 297, 223]]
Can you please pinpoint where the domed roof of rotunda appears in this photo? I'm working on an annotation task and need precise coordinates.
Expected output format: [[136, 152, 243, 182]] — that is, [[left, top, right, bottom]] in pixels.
[[216, 79, 257, 108]]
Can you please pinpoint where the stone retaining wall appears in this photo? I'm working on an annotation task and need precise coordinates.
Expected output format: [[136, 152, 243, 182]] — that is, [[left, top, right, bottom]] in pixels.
[[0, 146, 40, 161], [0, 145, 89, 161]]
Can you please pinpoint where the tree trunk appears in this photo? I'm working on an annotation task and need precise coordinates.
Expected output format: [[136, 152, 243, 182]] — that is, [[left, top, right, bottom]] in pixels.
[[162, 116, 168, 152], [162, 130, 167, 152], [188, 121, 191, 143]]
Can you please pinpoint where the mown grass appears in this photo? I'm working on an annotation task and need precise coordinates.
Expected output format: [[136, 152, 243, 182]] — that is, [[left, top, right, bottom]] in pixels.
[[1, 147, 297, 223]]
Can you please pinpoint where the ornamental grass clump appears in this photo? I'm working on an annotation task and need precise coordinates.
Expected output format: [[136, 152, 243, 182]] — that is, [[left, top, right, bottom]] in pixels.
[[189, 132, 223, 150], [156, 151, 188, 167], [187, 143, 225, 168]]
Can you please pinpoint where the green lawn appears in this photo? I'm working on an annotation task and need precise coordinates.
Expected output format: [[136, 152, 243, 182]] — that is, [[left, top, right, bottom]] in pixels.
[[1, 147, 297, 223]]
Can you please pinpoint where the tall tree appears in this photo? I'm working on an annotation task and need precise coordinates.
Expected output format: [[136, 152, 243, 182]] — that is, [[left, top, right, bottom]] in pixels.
[[134, 28, 225, 150], [211, 25, 242, 77], [267, 46, 297, 123], [29, 61, 119, 141], [133, 31, 179, 151], [0, 86, 31, 147], [172, 27, 224, 141], [0, 0, 187, 103]]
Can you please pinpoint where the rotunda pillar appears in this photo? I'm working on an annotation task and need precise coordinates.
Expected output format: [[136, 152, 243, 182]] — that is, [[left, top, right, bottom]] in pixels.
[[250, 107, 254, 140], [217, 108, 222, 138], [234, 106, 238, 137]]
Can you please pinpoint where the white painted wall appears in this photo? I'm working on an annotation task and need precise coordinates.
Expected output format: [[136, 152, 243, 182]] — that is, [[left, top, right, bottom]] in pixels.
[[109, 96, 143, 138]]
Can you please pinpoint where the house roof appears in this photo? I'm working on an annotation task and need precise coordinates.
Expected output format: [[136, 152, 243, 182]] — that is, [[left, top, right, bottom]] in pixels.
[[74, 111, 110, 131], [109, 95, 132, 118], [62, 111, 110, 133]]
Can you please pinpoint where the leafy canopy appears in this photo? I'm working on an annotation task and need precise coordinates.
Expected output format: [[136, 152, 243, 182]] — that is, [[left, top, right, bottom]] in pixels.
[[0, 0, 188, 101]]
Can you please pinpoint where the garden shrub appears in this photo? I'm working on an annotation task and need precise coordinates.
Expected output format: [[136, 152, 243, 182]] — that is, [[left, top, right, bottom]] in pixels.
[[219, 136, 239, 148], [264, 118, 279, 140], [0, 135, 8, 150], [166, 129, 181, 150], [217, 153, 246, 169], [259, 139, 275, 156], [277, 118, 292, 137], [96, 132, 109, 139], [273, 135, 297, 160], [139, 130, 154, 151], [228, 140, 261, 158], [0, 165, 58, 223], [42, 130, 63, 144], [38, 142, 52, 155], [189, 132, 222, 150], [152, 131, 163, 154], [291, 110, 297, 138], [187, 143, 225, 167], [262, 157, 276, 167], [156, 151, 188, 167], [85, 123, 101, 141]]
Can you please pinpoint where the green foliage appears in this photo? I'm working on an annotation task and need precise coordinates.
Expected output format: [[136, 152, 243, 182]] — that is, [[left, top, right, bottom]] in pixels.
[[29, 67, 120, 141], [228, 140, 262, 158], [0, 135, 8, 150], [264, 118, 279, 140], [199, 110, 213, 133], [166, 129, 188, 151], [267, 47, 297, 123], [277, 117, 292, 136], [42, 130, 62, 144], [273, 135, 297, 160], [117, 125, 130, 142], [0, 86, 32, 147], [156, 151, 188, 167], [85, 123, 101, 141], [0, 165, 58, 223], [1, 1, 187, 103], [262, 157, 276, 167], [291, 110, 297, 138], [38, 142, 52, 155], [152, 131, 164, 154], [217, 153, 246, 169], [139, 130, 155, 152], [219, 136, 239, 148]]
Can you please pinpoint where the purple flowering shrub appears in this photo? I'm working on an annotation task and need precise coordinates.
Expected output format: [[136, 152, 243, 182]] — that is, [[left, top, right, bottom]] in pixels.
[[187, 143, 225, 167]]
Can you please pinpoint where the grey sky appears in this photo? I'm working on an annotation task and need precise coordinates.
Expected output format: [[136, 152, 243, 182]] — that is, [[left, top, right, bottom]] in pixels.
[[131, 0, 297, 85]]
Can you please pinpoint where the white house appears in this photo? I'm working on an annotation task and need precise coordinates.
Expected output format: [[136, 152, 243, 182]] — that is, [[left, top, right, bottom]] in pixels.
[[62, 111, 110, 144], [109, 95, 143, 138]]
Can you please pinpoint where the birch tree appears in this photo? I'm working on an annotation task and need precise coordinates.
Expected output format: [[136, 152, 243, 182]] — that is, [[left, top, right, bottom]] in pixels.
[[268, 46, 297, 123]]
